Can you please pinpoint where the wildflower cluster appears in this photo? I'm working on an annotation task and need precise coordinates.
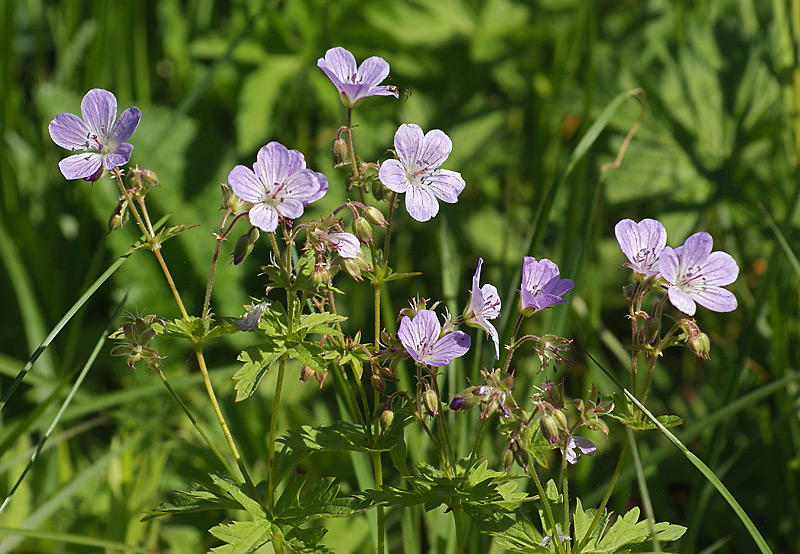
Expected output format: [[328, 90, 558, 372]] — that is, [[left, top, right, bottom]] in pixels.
[[43, 44, 738, 554]]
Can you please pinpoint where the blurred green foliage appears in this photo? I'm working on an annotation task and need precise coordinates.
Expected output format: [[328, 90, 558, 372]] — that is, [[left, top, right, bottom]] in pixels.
[[1, 0, 799, 552]]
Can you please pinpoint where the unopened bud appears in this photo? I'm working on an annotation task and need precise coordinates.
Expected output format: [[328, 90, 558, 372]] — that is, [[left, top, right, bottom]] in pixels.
[[332, 138, 348, 165], [644, 317, 661, 343], [502, 447, 514, 472], [363, 206, 387, 227], [232, 228, 259, 265], [371, 372, 385, 394], [380, 409, 395, 434], [312, 264, 331, 288], [353, 217, 372, 242], [551, 408, 568, 431], [540, 414, 561, 444], [129, 167, 160, 192], [299, 365, 315, 385], [343, 257, 363, 281], [689, 332, 711, 359], [371, 179, 388, 201], [221, 183, 248, 213], [107, 199, 129, 234], [513, 446, 529, 469], [344, 173, 356, 190], [422, 388, 440, 417]]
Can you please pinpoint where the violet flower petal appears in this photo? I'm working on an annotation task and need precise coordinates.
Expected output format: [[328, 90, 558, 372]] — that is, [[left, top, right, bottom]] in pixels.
[[614, 218, 667, 276], [59, 153, 103, 181], [378, 159, 409, 193]]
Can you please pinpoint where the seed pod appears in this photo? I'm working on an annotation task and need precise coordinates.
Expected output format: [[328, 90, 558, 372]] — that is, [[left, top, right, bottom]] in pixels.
[[380, 409, 395, 434], [422, 388, 440, 417]]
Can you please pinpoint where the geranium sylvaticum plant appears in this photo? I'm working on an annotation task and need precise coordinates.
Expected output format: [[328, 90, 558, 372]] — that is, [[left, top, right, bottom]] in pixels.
[[40, 45, 753, 554]]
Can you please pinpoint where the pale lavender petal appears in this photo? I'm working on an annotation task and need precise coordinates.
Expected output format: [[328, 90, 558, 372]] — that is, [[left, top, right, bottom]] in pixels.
[[425, 169, 465, 203], [405, 185, 439, 222], [657, 247, 680, 284], [692, 287, 738, 313], [248, 203, 279, 232], [283, 169, 326, 205], [285, 148, 307, 175], [49, 113, 92, 150], [329, 232, 360, 259], [81, 89, 117, 137], [365, 86, 399, 98], [394, 124, 423, 167], [274, 197, 304, 220], [697, 251, 739, 286], [103, 142, 134, 169], [378, 159, 409, 193], [420, 129, 452, 170], [476, 315, 500, 359], [397, 316, 422, 363], [614, 218, 666, 275], [398, 310, 442, 364], [679, 232, 714, 267], [318, 47, 357, 85], [356, 56, 390, 87], [667, 286, 697, 316], [59, 152, 103, 180], [228, 165, 265, 203], [255, 142, 289, 187], [565, 436, 596, 464], [480, 284, 501, 319], [523, 257, 559, 289], [110, 106, 141, 143], [426, 331, 471, 366]]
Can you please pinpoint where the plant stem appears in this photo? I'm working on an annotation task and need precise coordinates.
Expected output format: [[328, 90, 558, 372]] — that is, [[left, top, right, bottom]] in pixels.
[[156, 368, 237, 478], [194, 343, 260, 502], [202, 208, 233, 318], [371, 452, 386, 554], [268, 358, 287, 513], [574, 439, 629, 553], [501, 314, 526, 373], [466, 417, 488, 470], [528, 460, 567, 554]]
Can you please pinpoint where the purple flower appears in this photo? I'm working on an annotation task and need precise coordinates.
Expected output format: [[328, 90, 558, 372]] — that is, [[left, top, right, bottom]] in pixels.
[[398, 309, 471, 367], [519, 257, 574, 315], [564, 435, 596, 465], [48, 88, 141, 181], [378, 124, 466, 222], [614, 218, 667, 277], [326, 232, 360, 259], [462, 258, 502, 359], [658, 232, 739, 316], [228, 142, 328, 232], [317, 47, 399, 108]]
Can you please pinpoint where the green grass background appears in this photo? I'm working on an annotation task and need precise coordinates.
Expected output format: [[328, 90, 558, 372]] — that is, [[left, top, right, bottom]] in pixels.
[[1, 0, 799, 552]]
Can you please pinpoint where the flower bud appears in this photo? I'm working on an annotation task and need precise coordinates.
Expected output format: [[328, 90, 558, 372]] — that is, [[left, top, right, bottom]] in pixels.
[[299, 365, 315, 385], [371, 179, 388, 201], [363, 206, 387, 228], [107, 199, 129, 234], [644, 316, 661, 343], [422, 387, 440, 417], [129, 166, 160, 193], [353, 217, 372, 242], [502, 447, 514, 472], [513, 446, 529, 469], [332, 138, 348, 165], [689, 332, 711, 359], [371, 372, 385, 394], [540, 414, 561, 444], [380, 409, 395, 434], [312, 264, 331, 288], [232, 229, 259, 265], [343, 257, 363, 281]]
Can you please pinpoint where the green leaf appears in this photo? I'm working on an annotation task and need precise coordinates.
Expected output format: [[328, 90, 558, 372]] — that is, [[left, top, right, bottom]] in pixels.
[[208, 520, 272, 554], [285, 341, 327, 373], [610, 413, 684, 431], [233, 342, 287, 401], [297, 312, 346, 337], [142, 483, 240, 521], [593, 506, 686, 552], [279, 419, 406, 455], [153, 223, 196, 245], [282, 525, 332, 554], [210, 474, 265, 518], [157, 316, 208, 343]]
